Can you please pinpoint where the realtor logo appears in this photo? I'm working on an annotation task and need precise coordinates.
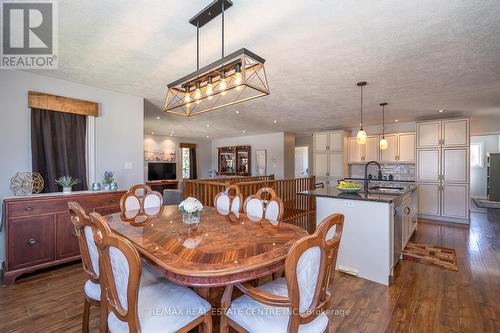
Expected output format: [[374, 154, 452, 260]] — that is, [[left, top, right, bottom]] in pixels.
[[1, 0, 58, 68]]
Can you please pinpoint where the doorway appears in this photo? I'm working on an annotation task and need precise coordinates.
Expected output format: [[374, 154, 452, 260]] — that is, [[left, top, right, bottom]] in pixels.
[[295, 146, 309, 178]]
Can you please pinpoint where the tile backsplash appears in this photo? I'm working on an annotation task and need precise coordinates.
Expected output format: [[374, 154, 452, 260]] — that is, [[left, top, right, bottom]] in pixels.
[[350, 163, 415, 181]]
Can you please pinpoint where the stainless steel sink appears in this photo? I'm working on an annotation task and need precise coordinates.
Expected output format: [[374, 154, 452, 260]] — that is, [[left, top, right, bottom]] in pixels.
[[369, 186, 405, 193]]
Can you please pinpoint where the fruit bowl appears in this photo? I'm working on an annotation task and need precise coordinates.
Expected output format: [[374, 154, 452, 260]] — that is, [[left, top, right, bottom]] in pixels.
[[337, 181, 363, 193], [337, 187, 363, 194]]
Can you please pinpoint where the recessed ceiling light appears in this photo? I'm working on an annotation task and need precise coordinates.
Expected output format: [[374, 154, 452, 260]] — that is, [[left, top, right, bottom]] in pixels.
[[273, 120, 277, 124], [205, 124, 210, 127], [156, 116, 161, 120], [170, 134, 173, 137], [394, 119, 399, 122], [235, 110, 240, 114], [151, 132, 155, 135], [438, 109, 444, 113], [206, 135, 209, 138], [242, 130, 246, 134]]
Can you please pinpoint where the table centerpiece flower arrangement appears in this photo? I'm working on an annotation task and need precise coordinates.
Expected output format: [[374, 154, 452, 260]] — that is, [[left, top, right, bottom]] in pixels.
[[179, 197, 203, 225]]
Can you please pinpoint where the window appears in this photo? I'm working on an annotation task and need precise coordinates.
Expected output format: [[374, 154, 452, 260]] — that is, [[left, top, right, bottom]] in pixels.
[[181, 147, 191, 179], [470, 143, 484, 168], [180, 143, 197, 179]]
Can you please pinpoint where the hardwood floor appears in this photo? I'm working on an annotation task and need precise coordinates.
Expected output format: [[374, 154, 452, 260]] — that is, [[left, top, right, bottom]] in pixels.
[[1, 211, 498, 332]]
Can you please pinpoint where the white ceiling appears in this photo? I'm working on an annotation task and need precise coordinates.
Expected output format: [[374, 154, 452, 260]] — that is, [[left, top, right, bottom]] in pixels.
[[32, 0, 500, 138]]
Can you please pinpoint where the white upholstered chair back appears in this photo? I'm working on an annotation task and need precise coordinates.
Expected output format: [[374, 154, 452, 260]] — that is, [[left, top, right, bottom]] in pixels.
[[215, 185, 243, 216], [244, 187, 284, 225], [121, 184, 163, 213], [283, 213, 344, 331]]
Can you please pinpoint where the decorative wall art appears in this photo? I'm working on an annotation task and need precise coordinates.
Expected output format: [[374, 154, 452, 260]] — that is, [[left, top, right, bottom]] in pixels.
[[144, 150, 176, 162], [10, 172, 44, 196]]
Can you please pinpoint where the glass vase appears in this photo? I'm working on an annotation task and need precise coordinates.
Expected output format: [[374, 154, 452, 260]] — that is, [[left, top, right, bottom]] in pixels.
[[182, 211, 200, 225]]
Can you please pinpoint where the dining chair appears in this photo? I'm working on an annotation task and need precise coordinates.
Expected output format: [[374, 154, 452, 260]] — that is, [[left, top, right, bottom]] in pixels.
[[68, 201, 102, 333], [215, 185, 243, 215], [243, 187, 284, 225], [120, 184, 163, 215], [220, 213, 344, 333], [89, 212, 213, 333]]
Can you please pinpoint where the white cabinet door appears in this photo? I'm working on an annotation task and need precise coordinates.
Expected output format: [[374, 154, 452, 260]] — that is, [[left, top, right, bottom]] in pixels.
[[442, 184, 469, 219], [442, 148, 469, 183], [364, 136, 380, 162], [314, 133, 329, 151], [398, 133, 416, 163], [348, 137, 363, 163], [417, 149, 440, 182], [380, 134, 398, 163], [443, 119, 469, 147], [329, 131, 345, 151], [418, 183, 441, 216], [329, 151, 345, 178], [314, 152, 328, 177], [417, 121, 441, 148]]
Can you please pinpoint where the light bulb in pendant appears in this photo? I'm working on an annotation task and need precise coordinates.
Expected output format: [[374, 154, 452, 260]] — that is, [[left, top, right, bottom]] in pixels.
[[183, 87, 191, 103], [234, 64, 242, 85], [194, 83, 201, 100], [357, 128, 367, 144], [380, 137, 388, 150], [206, 77, 213, 95], [219, 70, 227, 90]]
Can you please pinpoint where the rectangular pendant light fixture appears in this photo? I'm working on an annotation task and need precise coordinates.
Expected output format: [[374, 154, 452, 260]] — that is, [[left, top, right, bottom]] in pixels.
[[163, 0, 270, 117]]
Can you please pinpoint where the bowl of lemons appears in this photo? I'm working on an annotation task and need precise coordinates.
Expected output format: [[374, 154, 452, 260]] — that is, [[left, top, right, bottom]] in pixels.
[[337, 181, 363, 193]]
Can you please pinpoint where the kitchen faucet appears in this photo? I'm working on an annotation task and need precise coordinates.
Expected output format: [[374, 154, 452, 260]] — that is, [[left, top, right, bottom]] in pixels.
[[364, 161, 382, 195]]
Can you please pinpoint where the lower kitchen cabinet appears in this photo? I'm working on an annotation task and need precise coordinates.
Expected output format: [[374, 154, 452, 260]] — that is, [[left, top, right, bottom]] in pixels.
[[442, 184, 469, 219], [417, 183, 441, 216]]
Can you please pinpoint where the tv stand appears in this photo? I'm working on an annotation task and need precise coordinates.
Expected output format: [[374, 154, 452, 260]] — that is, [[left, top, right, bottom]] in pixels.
[[146, 180, 179, 193]]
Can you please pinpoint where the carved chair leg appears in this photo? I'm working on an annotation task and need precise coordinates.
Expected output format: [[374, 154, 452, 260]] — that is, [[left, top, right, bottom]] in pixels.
[[99, 301, 108, 333], [203, 312, 213, 333], [220, 285, 233, 333], [82, 298, 91, 333]]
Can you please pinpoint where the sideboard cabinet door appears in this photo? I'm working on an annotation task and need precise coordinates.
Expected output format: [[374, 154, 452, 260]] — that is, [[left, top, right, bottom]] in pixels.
[[8, 215, 55, 270]]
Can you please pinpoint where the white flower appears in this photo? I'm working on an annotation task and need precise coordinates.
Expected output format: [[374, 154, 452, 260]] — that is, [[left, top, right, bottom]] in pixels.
[[179, 197, 203, 213]]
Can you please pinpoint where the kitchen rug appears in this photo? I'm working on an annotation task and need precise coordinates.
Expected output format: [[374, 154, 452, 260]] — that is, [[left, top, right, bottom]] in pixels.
[[473, 198, 500, 209], [403, 241, 458, 271]]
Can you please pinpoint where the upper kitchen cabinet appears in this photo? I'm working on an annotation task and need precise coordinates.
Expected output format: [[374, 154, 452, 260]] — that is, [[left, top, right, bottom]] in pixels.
[[380, 134, 398, 163], [379, 132, 416, 163], [398, 132, 416, 163], [443, 119, 469, 147], [313, 133, 329, 152], [364, 136, 381, 162], [313, 131, 347, 152], [348, 137, 364, 163], [417, 118, 469, 148], [417, 121, 441, 148]]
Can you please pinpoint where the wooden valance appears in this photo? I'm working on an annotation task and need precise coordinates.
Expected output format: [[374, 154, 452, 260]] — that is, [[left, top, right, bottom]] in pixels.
[[28, 91, 98, 117], [180, 143, 197, 149]]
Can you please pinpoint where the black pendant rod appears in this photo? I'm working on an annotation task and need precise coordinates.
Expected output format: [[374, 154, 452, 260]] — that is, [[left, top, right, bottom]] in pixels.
[[196, 22, 200, 71], [380, 102, 388, 138], [357, 81, 367, 129], [221, 1, 225, 58]]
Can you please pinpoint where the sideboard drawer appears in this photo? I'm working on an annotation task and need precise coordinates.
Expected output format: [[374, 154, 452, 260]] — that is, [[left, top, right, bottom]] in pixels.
[[73, 193, 122, 210], [8, 215, 55, 270], [8, 200, 64, 218]]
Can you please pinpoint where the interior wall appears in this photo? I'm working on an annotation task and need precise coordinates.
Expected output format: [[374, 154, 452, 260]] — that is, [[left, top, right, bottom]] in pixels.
[[211, 132, 286, 178], [143, 134, 211, 181], [283, 133, 296, 178], [0, 70, 144, 264], [470, 135, 499, 198]]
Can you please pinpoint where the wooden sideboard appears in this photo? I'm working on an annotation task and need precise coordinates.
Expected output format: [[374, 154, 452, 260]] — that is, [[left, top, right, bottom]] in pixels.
[[2, 190, 125, 285]]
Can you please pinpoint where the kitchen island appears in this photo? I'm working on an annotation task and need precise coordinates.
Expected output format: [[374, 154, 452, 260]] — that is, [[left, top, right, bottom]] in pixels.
[[299, 184, 417, 285]]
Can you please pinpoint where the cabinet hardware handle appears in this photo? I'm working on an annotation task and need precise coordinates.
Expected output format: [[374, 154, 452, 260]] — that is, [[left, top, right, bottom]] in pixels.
[[404, 207, 411, 215], [27, 238, 37, 245], [109, 199, 115, 203], [72, 231, 78, 237], [24, 206, 33, 212]]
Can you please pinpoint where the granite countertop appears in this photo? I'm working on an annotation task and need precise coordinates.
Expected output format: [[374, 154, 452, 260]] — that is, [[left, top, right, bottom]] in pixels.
[[298, 184, 417, 203], [342, 177, 415, 183]]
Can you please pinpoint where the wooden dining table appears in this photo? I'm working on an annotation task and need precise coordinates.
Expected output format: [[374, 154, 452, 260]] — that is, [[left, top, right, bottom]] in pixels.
[[104, 205, 308, 329]]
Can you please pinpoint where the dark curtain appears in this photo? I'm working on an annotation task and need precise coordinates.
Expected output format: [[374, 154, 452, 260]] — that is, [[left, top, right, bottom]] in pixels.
[[31, 108, 88, 193], [189, 148, 197, 180]]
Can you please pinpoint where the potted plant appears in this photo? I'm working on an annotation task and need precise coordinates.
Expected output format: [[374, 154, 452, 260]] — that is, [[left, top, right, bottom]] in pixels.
[[102, 171, 116, 191], [55, 176, 80, 194], [179, 197, 203, 224]]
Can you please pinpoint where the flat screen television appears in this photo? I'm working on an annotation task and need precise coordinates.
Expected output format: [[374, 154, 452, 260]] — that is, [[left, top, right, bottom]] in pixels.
[[148, 162, 176, 181]]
